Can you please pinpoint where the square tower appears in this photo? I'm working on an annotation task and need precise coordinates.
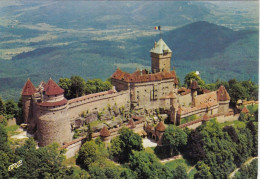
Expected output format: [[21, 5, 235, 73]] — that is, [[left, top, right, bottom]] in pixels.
[[150, 38, 172, 73]]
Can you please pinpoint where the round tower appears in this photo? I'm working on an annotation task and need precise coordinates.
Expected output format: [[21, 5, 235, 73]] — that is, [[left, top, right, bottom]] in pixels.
[[37, 79, 72, 147], [21, 79, 37, 127], [150, 38, 172, 73], [217, 85, 230, 115], [155, 121, 166, 146]]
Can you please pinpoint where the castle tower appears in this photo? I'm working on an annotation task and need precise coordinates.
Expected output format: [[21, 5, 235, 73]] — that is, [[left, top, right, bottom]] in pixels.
[[189, 80, 199, 107], [37, 79, 72, 147], [155, 121, 166, 146], [217, 85, 230, 115], [150, 38, 172, 73], [21, 79, 37, 128]]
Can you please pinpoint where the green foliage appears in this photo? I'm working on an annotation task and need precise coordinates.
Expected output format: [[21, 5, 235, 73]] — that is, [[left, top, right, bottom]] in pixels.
[[71, 76, 86, 98], [0, 97, 6, 115], [183, 129, 205, 163], [59, 78, 72, 99], [165, 158, 192, 172], [77, 140, 108, 169], [5, 99, 19, 118], [162, 125, 187, 156], [11, 138, 69, 178], [110, 127, 143, 163], [184, 71, 205, 88], [128, 150, 172, 179], [181, 115, 197, 124], [59, 76, 112, 99], [197, 119, 236, 178], [172, 165, 188, 179], [194, 161, 213, 179], [234, 159, 258, 179]]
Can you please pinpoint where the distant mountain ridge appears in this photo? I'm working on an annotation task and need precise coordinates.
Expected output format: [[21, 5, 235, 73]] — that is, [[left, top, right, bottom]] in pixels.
[[0, 21, 258, 100]]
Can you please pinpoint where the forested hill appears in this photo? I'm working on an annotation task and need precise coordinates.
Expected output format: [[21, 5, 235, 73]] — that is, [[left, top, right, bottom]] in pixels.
[[127, 21, 258, 83], [0, 21, 258, 100]]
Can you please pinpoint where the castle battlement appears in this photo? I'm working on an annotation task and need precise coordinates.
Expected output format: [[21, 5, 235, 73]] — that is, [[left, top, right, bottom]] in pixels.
[[21, 38, 231, 148]]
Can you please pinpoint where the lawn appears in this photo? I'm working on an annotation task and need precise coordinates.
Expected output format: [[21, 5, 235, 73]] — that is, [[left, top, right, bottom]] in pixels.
[[165, 158, 193, 172], [188, 167, 198, 179], [219, 120, 246, 128]]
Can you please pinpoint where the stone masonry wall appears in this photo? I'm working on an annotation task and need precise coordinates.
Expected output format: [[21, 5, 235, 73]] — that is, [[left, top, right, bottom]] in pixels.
[[178, 93, 192, 107], [67, 90, 130, 120], [37, 105, 72, 147], [131, 79, 175, 110]]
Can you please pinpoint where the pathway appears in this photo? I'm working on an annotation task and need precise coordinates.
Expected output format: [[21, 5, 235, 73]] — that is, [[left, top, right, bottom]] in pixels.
[[228, 157, 258, 179], [160, 155, 182, 163]]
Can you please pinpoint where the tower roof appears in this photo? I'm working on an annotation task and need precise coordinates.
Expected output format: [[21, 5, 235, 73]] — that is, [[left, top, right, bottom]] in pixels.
[[155, 121, 166, 132], [100, 126, 110, 137], [22, 79, 37, 96], [150, 38, 172, 54], [217, 85, 230, 101], [44, 79, 64, 96], [241, 107, 249, 113]]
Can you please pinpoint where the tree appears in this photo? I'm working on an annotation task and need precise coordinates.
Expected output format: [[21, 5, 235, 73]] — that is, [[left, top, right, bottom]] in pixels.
[[59, 78, 72, 99], [162, 125, 187, 156], [228, 80, 248, 105], [128, 150, 173, 179], [70, 76, 86, 98], [110, 127, 143, 163], [223, 126, 238, 144], [194, 161, 213, 179], [184, 130, 205, 163], [184, 71, 205, 88], [77, 140, 108, 169], [5, 99, 18, 118], [12, 138, 69, 178], [0, 97, 5, 115], [198, 119, 236, 178], [172, 165, 188, 179]]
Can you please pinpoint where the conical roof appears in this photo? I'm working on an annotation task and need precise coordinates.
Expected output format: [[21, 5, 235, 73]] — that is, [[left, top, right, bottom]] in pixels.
[[150, 38, 172, 54], [217, 85, 230, 101], [155, 121, 166, 132], [22, 79, 37, 96], [44, 79, 64, 96], [241, 107, 249, 113], [100, 126, 110, 137]]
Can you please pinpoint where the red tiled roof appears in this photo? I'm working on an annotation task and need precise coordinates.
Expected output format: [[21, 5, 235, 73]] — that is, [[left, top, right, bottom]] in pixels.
[[155, 121, 166, 132], [189, 80, 199, 90], [194, 91, 218, 109], [38, 98, 68, 107], [100, 126, 110, 137], [180, 89, 191, 96], [44, 79, 64, 96], [111, 69, 177, 83], [202, 88, 211, 94], [22, 79, 37, 96], [241, 107, 249, 113], [217, 85, 230, 101]]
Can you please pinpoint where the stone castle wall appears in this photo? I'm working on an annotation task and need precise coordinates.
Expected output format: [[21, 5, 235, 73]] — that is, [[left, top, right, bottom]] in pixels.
[[37, 104, 72, 147], [178, 93, 192, 107], [130, 79, 176, 109], [67, 90, 130, 119]]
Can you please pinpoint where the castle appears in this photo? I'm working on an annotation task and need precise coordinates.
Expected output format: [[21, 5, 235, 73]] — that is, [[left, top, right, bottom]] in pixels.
[[21, 38, 230, 147]]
